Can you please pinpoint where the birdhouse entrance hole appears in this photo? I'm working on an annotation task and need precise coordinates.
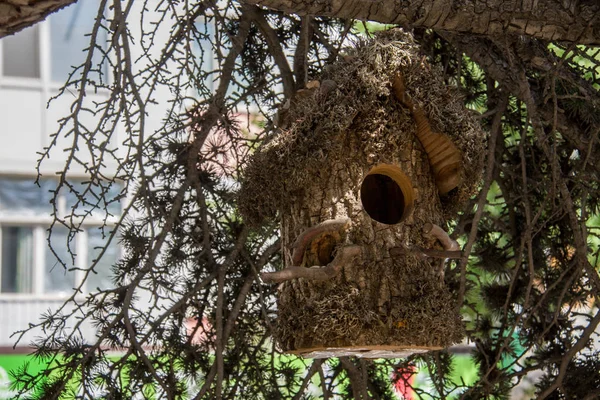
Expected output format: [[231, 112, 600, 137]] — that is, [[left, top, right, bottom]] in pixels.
[[360, 164, 414, 225]]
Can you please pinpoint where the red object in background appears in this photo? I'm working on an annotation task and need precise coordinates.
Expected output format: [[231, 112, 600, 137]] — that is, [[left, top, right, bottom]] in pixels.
[[392, 364, 416, 399], [184, 316, 213, 345]]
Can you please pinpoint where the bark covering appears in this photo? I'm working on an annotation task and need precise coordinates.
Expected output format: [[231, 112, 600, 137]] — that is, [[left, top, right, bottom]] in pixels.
[[275, 143, 464, 358]]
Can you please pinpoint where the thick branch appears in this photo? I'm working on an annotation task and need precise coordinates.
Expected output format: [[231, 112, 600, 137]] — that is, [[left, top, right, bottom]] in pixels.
[[340, 358, 369, 400], [246, 5, 295, 99], [0, 0, 77, 38], [291, 217, 351, 265], [244, 0, 600, 45], [261, 245, 361, 283], [441, 33, 531, 101], [293, 15, 313, 90]]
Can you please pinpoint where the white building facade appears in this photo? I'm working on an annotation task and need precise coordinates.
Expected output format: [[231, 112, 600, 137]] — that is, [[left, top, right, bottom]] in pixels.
[[0, 0, 189, 395], [0, 0, 122, 353]]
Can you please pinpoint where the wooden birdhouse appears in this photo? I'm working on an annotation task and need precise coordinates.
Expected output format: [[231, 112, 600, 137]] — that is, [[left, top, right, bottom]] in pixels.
[[239, 30, 484, 358]]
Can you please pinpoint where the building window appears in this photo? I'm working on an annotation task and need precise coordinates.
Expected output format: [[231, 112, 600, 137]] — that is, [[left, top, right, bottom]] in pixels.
[[0, 177, 53, 215], [44, 227, 77, 294], [86, 227, 119, 292], [0, 0, 105, 84], [1, 226, 33, 293], [1, 25, 40, 79], [0, 177, 121, 297], [49, 0, 107, 83]]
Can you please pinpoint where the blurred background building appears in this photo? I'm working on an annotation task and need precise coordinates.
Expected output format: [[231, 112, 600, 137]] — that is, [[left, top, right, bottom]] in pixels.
[[0, 0, 121, 350], [0, 3, 138, 396]]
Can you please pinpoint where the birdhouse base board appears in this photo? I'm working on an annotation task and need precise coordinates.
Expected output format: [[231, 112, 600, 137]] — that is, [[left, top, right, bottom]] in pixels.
[[289, 345, 441, 359]]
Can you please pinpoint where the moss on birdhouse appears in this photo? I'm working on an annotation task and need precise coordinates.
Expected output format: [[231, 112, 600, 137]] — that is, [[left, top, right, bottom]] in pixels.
[[239, 29, 484, 225]]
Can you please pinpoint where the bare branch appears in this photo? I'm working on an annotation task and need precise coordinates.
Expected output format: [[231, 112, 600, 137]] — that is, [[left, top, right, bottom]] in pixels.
[[456, 93, 509, 310], [423, 223, 460, 251]]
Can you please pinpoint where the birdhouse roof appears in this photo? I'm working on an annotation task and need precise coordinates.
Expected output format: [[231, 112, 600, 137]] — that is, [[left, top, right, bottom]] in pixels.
[[240, 29, 485, 225]]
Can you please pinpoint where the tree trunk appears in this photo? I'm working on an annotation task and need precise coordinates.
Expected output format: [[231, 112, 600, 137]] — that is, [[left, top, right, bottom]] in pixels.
[[245, 0, 600, 45], [0, 0, 77, 38]]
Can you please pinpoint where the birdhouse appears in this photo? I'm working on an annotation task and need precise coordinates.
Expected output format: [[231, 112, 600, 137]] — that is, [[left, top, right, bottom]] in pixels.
[[239, 30, 484, 358]]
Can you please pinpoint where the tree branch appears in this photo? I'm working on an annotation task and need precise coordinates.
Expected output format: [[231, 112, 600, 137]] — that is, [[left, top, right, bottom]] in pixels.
[[423, 223, 459, 251], [292, 359, 324, 400], [513, 58, 600, 294], [293, 15, 312, 89], [456, 93, 509, 310], [0, 0, 77, 38], [246, 5, 296, 99], [443, 33, 600, 177], [244, 0, 600, 45], [339, 357, 369, 400], [537, 308, 600, 399]]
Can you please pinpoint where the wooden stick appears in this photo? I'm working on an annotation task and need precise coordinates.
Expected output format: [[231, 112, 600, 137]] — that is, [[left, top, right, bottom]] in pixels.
[[392, 73, 415, 110], [423, 223, 460, 251], [262, 245, 361, 284], [290, 218, 351, 265]]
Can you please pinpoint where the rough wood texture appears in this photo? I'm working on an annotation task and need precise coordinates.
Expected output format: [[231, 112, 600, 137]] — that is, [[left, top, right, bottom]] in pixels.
[[290, 345, 440, 359], [290, 218, 351, 265], [261, 244, 360, 283], [0, 0, 77, 38], [245, 0, 600, 45], [275, 139, 464, 356]]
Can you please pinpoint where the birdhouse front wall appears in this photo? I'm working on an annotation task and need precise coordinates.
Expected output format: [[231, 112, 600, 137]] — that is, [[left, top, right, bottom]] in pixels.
[[275, 125, 464, 357], [280, 127, 444, 267]]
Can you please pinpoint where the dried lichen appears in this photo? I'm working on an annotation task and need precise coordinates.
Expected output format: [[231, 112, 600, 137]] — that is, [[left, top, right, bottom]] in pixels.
[[276, 258, 464, 352]]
